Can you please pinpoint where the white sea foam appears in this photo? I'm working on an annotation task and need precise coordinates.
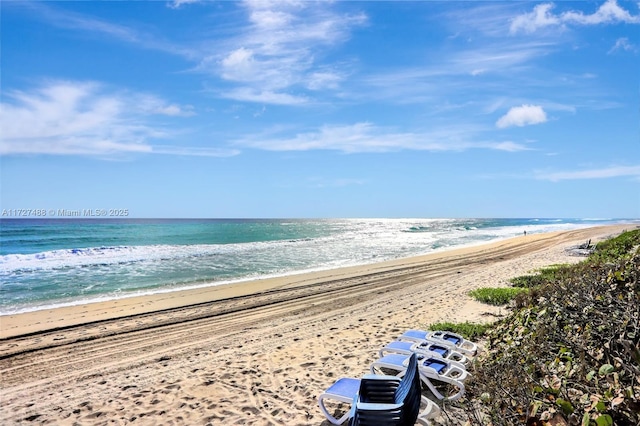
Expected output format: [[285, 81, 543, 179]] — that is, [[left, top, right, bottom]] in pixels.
[[1, 218, 635, 314]]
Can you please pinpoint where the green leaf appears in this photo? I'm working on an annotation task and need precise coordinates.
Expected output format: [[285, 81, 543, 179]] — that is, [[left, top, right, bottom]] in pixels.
[[598, 364, 614, 376], [582, 413, 590, 426], [595, 414, 613, 426], [586, 370, 596, 381], [556, 398, 574, 414], [595, 401, 606, 412]]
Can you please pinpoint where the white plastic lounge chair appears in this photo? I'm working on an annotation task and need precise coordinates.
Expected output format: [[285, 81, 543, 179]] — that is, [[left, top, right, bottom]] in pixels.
[[379, 340, 470, 366], [398, 329, 478, 356], [319, 377, 361, 425], [318, 354, 440, 425], [370, 353, 468, 401]]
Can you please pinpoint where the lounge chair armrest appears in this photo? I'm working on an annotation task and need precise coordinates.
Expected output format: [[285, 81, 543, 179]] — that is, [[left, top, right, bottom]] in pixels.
[[417, 395, 441, 422], [417, 370, 466, 401], [447, 359, 468, 371], [445, 365, 469, 381]]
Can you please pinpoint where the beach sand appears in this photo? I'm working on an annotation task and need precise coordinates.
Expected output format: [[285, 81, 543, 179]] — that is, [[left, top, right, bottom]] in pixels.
[[0, 224, 635, 425]]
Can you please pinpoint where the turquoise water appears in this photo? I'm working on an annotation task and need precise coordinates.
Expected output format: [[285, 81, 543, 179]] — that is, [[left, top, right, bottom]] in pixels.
[[0, 218, 635, 314]]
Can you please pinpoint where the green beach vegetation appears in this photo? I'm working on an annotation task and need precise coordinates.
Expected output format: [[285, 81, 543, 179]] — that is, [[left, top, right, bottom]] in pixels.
[[509, 264, 568, 289], [468, 287, 528, 306], [429, 229, 640, 425], [426, 321, 492, 342]]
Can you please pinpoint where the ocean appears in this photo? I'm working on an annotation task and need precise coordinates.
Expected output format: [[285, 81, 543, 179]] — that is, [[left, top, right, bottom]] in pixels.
[[0, 218, 635, 314]]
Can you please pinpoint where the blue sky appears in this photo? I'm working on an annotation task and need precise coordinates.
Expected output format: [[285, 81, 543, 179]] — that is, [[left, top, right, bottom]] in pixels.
[[1, 0, 638, 218]]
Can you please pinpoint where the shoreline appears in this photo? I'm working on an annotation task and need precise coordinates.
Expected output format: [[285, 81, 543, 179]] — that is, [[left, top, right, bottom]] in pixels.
[[3, 220, 632, 318], [0, 224, 636, 425], [1, 224, 625, 340], [0, 232, 519, 318]]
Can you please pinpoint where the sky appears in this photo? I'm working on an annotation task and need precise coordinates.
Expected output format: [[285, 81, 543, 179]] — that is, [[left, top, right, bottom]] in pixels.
[[1, 0, 639, 219]]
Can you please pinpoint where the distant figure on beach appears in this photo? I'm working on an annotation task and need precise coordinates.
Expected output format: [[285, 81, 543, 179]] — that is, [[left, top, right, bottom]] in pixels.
[[524, 230, 527, 236]]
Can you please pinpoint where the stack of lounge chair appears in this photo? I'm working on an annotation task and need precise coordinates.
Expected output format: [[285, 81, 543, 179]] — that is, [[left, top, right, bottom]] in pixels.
[[318, 329, 478, 425]]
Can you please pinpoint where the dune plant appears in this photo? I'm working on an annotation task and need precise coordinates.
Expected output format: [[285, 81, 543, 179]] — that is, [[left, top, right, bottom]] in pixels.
[[509, 264, 569, 288], [468, 287, 527, 306], [426, 321, 491, 342], [588, 229, 640, 264], [460, 229, 640, 426]]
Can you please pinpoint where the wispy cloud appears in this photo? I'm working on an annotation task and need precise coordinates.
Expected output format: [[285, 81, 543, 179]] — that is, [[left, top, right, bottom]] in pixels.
[[496, 105, 548, 128], [451, 41, 555, 75], [0, 80, 236, 157], [353, 41, 555, 110], [510, 0, 640, 34], [14, 1, 363, 100], [198, 0, 367, 105], [536, 165, 640, 181], [608, 37, 637, 54], [440, 2, 522, 37], [19, 2, 197, 59], [152, 145, 240, 157], [219, 88, 309, 106], [167, 0, 202, 10], [233, 122, 531, 153]]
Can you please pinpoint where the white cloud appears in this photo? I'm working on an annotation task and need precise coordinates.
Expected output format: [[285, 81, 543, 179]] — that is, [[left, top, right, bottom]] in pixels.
[[205, 1, 367, 104], [167, 0, 201, 9], [135, 94, 195, 117], [152, 145, 240, 157], [233, 122, 531, 153], [442, 3, 524, 37], [357, 40, 555, 106], [220, 88, 309, 106], [249, 7, 293, 29], [510, 3, 561, 34], [562, 0, 640, 25], [452, 41, 555, 74], [26, 2, 196, 58], [306, 70, 343, 91], [489, 141, 532, 152], [236, 122, 406, 152], [536, 165, 640, 181], [0, 81, 233, 157], [496, 105, 548, 128], [221, 47, 256, 81], [510, 0, 640, 34], [608, 37, 637, 54]]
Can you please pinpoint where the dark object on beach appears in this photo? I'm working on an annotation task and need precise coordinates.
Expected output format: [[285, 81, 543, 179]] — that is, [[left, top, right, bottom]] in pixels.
[[578, 239, 592, 249], [566, 239, 594, 256]]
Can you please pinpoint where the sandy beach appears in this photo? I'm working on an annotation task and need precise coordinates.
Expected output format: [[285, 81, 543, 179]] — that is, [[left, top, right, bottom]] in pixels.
[[0, 224, 635, 425]]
